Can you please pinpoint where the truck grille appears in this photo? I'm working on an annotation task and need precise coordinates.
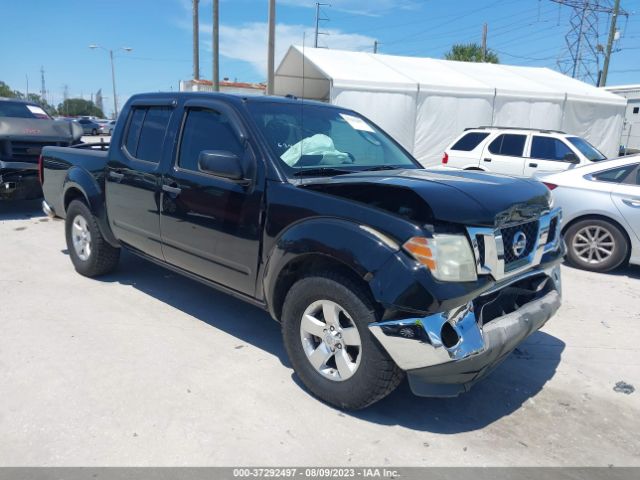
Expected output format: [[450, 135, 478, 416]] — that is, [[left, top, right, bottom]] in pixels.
[[501, 220, 539, 269]]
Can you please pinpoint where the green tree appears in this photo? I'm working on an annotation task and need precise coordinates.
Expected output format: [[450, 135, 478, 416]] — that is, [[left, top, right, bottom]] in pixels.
[[444, 43, 499, 63], [0, 80, 19, 98], [57, 98, 104, 118]]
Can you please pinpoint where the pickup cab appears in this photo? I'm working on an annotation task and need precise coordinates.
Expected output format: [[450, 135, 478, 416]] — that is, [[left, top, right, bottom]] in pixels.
[[41, 93, 564, 409]]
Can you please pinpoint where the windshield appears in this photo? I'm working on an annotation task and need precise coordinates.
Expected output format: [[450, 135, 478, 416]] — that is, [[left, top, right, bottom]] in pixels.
[[567, 137, 606, 162], [0, 101, 50, 119], [246, 102, 419, 175]]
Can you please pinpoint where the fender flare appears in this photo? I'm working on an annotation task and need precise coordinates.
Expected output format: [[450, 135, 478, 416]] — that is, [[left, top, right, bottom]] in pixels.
[[262, 217, 401, 317], [63, 167, 119, 247]]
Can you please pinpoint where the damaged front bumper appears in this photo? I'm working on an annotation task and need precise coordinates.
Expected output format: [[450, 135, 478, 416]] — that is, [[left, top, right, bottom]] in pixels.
[[369, 263, 562, 397]]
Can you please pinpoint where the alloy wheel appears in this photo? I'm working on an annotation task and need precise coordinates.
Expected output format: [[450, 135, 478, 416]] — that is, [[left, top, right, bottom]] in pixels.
[[71, 215, 92, 261], [572, 225, 615, 264], [299, 300, 362, 381]]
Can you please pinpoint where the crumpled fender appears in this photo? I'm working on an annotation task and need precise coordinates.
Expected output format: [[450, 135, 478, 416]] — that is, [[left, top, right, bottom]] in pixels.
[[262, 217, 401, 315]]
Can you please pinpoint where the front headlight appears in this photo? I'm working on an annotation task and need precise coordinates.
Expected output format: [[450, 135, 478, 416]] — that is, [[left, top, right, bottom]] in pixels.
[[403, 234, 477, 282]]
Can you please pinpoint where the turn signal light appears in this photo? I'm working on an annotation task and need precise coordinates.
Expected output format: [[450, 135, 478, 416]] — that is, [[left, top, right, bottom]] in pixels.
[[403, 237, 436, 269]]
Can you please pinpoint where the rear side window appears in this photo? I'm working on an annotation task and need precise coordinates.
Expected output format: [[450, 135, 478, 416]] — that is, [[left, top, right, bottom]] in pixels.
[[531, 136, 573, 161], [488, 134, 526, 157], [591, 165, 637, 183], [124, 106, 172, 163], [450, 132, 490, 151], [178, 107, 243, 172]]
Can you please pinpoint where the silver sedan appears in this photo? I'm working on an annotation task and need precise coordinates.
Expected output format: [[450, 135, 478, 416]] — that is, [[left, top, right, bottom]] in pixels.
[[542, 156, 640, 272]]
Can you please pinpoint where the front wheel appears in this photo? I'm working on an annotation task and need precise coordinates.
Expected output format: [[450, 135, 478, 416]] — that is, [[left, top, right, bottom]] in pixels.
[[281, 271, 404, 410], [565, 218, 628, 272], [65, 200, 120, 277], [91, 128, 98, 135]]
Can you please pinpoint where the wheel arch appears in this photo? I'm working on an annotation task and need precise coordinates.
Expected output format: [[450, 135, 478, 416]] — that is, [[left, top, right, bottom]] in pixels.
[[262, 218, 400, 321]]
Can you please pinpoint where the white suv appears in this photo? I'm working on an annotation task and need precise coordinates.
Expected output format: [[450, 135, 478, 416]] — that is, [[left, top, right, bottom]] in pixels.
[[442, 127, 607, 177]]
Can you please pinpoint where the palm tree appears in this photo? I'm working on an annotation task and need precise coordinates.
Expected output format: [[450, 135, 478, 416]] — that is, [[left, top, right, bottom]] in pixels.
[[444, 43, 499, 63]]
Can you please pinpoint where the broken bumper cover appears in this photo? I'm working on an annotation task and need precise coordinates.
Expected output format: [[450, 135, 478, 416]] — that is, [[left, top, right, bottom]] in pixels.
[[369, 264, 562, 397]]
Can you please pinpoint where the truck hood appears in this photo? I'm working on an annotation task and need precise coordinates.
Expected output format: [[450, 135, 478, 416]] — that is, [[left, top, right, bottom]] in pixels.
[[0, 118, 83, 142], [302, 168, 552, 228]]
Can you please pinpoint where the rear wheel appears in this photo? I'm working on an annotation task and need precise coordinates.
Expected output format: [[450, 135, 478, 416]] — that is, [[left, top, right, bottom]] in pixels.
[[65, 200, 120, 277], [91, 128, 97, 135], [565, 218, 628, 272], [281, 271, 403, 410]]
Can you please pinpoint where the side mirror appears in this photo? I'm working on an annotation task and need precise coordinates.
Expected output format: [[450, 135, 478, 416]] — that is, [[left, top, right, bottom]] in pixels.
[[198, 150, 244, 181], [563, 152, 580, 164]]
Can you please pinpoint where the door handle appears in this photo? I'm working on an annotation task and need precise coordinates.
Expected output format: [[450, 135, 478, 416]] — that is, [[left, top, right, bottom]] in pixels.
[[108, 171, 124, 181], [483, 158, 492, 162], [162, 184, 182, 196], [622, 198, 640, 208], [529, 163, 538, 168]]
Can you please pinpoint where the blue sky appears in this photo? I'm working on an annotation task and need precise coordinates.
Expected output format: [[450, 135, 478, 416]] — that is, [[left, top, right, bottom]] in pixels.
[[1, 0, 638, 117]]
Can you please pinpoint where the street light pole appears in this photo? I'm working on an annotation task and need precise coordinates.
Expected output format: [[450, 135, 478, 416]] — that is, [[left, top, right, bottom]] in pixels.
[[109, 50, 119, 117], [89, 45, 132, 118]]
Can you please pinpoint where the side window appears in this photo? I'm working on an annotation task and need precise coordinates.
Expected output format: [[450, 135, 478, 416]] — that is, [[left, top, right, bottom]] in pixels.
[[124, 108, 147, 157], [591, 165, 636, 183], [488, 134, 526, 157], [178, 107, 244, 172], [136, 107, 172, 162], [450, 132, 490, 151], [531, 136, 573, 161]]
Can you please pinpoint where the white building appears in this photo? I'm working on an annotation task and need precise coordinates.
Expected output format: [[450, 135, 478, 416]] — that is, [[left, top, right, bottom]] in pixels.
[[605, 84, 640, 154], [275, 46, 627, 164]]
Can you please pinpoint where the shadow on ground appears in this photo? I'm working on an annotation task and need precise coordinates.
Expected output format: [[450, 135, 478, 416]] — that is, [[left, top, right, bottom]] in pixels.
[[0, 198, 44, 221], [91, 250, 566, 433], [96, 251, 289, 367]]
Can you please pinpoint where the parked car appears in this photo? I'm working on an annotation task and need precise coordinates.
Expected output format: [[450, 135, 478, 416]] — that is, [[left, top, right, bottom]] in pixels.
[[542, 156, 640, 272], [98, 120, 116, 136], [0, 97, 82, 200], [442, 126, 607, 177], [76, 118, 101, 135], [40, 93, 564, 409]]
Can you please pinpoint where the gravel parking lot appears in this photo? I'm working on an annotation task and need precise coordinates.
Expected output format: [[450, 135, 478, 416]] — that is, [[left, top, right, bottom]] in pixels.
[[1, 199, 639, 466]]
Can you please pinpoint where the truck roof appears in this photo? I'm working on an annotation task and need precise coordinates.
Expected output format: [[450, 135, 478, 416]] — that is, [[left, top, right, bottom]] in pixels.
[[127, 91, 331, 108], [0, 97, 42, 107]]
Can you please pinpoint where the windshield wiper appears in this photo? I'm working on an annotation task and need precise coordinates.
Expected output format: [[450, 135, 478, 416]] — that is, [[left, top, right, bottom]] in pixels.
[[292, 167, 354, 177], [362, 165, 402, 171]]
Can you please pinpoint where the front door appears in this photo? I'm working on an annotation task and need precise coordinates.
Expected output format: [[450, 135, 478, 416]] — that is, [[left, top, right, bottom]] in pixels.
[[105, 104, 174, 260], [481, 133, 527, 176], [159, 100, 264, 296]]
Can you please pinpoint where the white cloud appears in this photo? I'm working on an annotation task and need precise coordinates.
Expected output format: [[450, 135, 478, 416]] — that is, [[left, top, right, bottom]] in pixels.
[[201, 22, 375, 78], [279, 0, 419, 16]]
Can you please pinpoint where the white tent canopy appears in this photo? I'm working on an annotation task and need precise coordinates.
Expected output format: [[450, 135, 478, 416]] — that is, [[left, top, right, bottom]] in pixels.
[[275, 46, 626, 164]]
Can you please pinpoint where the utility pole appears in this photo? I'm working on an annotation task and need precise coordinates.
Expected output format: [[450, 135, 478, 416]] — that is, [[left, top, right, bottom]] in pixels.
[[40, 66, 46, 101], [193, 0, 200, 80], [314, 2, 330, 48], [599, 0, 621, 87], [481, 23, 488, 62], [212, 0, 219, 91], [89, 45, 132, 118], [267, 0, 276, 95], [25, 75, 29, 98], [373, 40, 379, 53]]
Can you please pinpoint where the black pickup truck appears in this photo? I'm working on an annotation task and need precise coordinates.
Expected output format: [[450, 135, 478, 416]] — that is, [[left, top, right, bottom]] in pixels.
[[41, 92, 564, 409], [1, 98, 82, 200]]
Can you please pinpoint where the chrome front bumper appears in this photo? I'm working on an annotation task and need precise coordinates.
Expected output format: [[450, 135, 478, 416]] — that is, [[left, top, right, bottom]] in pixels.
[[369, 264, 562, 395]]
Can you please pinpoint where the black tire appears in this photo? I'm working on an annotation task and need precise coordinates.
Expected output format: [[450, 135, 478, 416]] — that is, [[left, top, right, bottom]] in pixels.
[[564, 218, 628, 272], [91, 129, 97, 136], [282, 271, 404, 410], [65, 199, 120, 277]]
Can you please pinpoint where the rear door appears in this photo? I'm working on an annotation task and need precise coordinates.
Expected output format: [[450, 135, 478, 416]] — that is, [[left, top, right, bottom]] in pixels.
[[481, 133, 527, 175], [159, 99, 264, 296], [105, 101, 175, 260], [525, 135, 579, 176], [610, 163, 640, 241], [445, 131, 490, 169]]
